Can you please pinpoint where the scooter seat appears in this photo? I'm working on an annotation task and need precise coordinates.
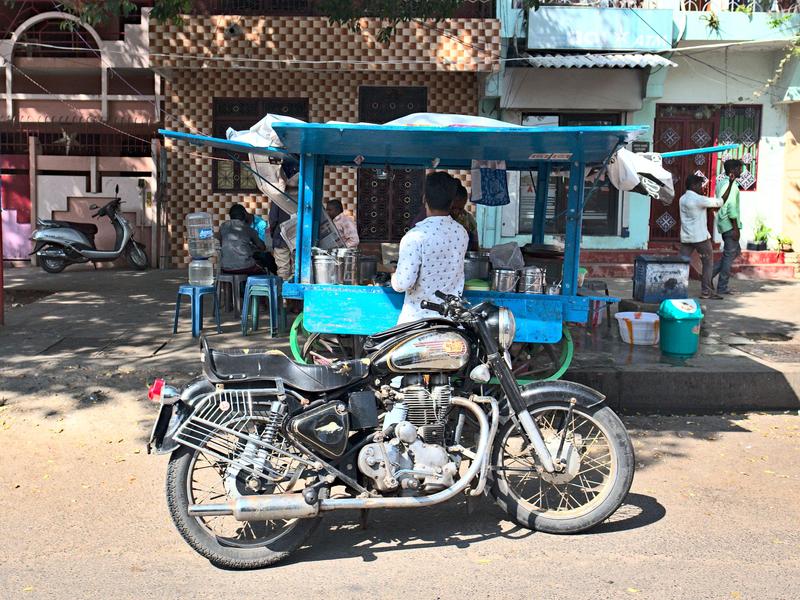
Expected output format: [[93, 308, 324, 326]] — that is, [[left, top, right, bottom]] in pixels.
[[39, 220, 98, 236], [202, 343, 369, 393]]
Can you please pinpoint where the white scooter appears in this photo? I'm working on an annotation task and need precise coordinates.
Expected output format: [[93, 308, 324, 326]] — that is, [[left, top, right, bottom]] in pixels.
[[30, 185, 148, 273]]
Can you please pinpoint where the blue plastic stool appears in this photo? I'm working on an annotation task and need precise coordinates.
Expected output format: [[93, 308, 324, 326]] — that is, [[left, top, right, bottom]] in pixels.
[[241, 275, 285, 337], [174, 284, 221, 338]]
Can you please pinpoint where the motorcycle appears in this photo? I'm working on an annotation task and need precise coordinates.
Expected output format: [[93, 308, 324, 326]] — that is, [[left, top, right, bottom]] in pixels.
[[30, 185, 148, 273], [148, 292, 635, 569]]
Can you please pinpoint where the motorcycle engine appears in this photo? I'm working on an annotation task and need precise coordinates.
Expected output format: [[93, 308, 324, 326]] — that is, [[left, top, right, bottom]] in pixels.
[[357, 375, 460, 495]]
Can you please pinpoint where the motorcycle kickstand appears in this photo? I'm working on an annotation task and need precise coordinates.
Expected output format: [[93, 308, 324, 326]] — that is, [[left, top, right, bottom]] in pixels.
[[359, 509, 370, 530]]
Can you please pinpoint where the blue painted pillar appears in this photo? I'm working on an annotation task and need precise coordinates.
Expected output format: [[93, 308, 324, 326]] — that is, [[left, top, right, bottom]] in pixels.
[[562, 140, 585, 297], [532, 164, 550, 245], [296, 153, 319, 284]]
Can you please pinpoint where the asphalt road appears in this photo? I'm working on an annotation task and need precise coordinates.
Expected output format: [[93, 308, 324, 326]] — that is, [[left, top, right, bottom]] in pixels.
[[1, 387, 798, 599]]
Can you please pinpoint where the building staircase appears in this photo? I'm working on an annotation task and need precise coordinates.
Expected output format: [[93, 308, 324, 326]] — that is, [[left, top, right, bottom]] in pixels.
[[581, 248, 799, 280]]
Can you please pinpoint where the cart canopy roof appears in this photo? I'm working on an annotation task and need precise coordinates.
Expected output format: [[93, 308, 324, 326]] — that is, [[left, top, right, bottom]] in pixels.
[[271, 122, 646, 169], [160, 120, 647, 170]]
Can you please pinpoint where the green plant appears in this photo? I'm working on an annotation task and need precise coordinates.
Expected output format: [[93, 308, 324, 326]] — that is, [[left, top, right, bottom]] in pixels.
[[776, 234, 793, 246], [701, 12, 721, 35], [752, 218, 772, 244]]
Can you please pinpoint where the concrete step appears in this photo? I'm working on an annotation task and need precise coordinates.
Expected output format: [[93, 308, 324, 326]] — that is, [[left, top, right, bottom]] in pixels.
[[731, 264, 798, 280], [584, 263, 634, 278], [582, 249, 787, 266]]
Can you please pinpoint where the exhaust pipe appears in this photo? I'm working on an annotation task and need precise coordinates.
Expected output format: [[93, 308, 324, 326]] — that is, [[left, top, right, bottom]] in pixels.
[[188, 396, 491, 522], [189, 494, 319, 521]]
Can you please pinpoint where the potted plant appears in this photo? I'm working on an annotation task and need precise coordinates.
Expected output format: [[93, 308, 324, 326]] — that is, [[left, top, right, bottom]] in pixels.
[[776, 234, 794, 253], [747, 218, 771, 251]]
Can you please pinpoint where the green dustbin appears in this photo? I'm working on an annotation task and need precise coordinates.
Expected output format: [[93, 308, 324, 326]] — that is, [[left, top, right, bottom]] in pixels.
[[658, 299, 704, 356]]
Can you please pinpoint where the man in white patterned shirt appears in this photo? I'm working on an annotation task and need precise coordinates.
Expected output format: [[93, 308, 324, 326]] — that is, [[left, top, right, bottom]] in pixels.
[[392, 172, 469, 323]]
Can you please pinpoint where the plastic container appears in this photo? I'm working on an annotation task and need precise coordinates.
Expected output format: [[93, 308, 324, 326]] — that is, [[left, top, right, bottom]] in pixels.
[[185, 212, 215, 260], [615, 311, 660, 345], [658, 299, 704, 356], [578, 267, 588, 288], [633, 255, 690, 303], [188, 258, 214, 287]]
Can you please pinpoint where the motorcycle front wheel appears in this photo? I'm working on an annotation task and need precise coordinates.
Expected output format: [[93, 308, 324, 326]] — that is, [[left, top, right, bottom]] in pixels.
[[125, 243, 148, 270], [166, 444, 324, 569], [489, 402, 634, 534]]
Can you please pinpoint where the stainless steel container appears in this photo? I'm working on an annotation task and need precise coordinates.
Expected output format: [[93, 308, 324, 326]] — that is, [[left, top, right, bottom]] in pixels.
[[518, 266, 546, 294], [313, 254, 338, 284], [335, 248, 359, 285], [491, 269, 519, 292], [464, 253, 490, 282], [358, 255, 378, 284]]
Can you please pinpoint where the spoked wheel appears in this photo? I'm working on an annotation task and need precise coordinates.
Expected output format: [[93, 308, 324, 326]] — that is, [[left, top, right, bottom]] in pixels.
[[508, 325, 574, 382], [289, 313, 361, 365], [166, 419, 324, 569], [489, 402, 634, 534], [302, 332, 361, 365]]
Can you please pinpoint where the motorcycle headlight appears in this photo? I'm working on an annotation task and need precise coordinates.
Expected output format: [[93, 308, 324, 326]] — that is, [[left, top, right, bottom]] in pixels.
[[497, 307, 516, 350]]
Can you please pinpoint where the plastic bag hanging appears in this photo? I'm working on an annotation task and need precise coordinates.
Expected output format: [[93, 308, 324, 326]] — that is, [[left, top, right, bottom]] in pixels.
[[470, 160, 510, 206]]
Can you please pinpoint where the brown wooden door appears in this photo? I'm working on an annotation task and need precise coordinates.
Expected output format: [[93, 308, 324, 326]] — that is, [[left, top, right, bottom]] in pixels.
[[357, 86, 427, 242], [651, 116, 717, 242]]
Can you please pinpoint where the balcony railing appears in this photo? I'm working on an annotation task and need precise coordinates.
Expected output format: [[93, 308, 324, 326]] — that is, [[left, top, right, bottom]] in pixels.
[[515, 0, 797, 10]]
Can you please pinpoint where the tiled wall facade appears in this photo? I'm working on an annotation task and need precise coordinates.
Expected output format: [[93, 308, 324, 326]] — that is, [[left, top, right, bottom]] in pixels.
[[150, 17, 500, 73], [163, 68, 483, 263], [153, 17, 499, 263]]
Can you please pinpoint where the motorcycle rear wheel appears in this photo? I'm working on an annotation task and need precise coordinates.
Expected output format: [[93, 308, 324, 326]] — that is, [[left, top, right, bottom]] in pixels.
[[489, 402, 634, 534], [40, 256, 66, 273], [166, 445, 323, 569]]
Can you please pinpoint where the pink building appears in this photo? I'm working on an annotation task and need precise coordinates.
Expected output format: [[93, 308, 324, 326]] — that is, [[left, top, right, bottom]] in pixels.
[[0, 1, 161, 266]]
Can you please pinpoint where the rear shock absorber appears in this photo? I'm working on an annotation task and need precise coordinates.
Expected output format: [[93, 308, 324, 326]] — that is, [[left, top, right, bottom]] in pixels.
[[262, 400, 286, 445]]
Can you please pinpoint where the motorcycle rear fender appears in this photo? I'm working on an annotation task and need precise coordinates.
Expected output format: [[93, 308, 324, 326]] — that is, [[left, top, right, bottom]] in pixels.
[[149, 378, 214, 455], [519, 380, 605, 410]]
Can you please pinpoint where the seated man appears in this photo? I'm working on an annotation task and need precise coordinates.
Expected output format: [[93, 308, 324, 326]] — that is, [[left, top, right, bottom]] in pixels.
[[392, 172, 469, 324], [326, 199, 359, 248], [219, 204, 268, 274]]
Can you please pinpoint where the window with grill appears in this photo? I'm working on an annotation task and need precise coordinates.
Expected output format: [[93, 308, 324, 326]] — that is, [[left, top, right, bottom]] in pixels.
[[518, 113, 621, 236], [211, 98, 308, 193]]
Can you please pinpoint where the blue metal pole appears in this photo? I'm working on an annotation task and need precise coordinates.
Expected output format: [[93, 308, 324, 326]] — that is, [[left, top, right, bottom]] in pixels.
[[660, 144, 737, 158], [532, 165, 550, 245], [561, 137, 585, 298], [296, 154, 318, 284]]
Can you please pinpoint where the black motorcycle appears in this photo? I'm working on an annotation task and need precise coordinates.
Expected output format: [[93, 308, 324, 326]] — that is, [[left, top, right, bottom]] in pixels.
[[148, 292, 634, 568]]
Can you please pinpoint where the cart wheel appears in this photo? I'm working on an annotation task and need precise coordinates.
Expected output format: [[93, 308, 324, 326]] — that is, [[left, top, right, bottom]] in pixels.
[[289, 313, 310, 363], [508, 325, 574, 382], [301, 333, 361, 365], [289, 313, 363, 364]]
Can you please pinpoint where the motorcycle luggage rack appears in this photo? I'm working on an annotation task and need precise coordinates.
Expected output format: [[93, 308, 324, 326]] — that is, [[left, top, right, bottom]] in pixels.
[[174, 384, 318, 483]]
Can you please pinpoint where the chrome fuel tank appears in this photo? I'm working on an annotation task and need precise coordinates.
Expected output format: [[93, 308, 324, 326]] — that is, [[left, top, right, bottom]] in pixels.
[[370, 329, 471, 375]]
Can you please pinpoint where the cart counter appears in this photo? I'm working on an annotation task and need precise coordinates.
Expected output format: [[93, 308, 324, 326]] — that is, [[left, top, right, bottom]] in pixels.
[[282, 283, 615, 344]]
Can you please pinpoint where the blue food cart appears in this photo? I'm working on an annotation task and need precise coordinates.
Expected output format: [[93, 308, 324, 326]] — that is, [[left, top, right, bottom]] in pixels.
[[161, 120, 648, 375]]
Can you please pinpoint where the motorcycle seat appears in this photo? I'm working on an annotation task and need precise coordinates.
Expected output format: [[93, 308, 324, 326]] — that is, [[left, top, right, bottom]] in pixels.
[[203, 344, 369, 393], [39, 220, 98, 236]]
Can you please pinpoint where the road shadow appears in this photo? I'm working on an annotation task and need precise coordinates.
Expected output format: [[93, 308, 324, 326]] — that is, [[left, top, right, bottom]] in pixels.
[[268, 492, 664, 567]]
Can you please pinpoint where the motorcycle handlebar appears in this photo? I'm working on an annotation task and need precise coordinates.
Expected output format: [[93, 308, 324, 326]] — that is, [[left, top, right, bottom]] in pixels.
[[420, 300, 446, 315]]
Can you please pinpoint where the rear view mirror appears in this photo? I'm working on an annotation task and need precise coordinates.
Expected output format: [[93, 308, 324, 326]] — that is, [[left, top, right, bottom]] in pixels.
[[90, 204, 98, 210]]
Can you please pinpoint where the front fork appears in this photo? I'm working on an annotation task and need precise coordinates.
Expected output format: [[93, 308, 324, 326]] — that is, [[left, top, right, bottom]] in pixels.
[[476, 320, 557, 473]]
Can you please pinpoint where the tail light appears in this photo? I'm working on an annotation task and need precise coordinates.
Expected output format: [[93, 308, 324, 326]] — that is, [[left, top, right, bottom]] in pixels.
[[148, 379, 165, 402]]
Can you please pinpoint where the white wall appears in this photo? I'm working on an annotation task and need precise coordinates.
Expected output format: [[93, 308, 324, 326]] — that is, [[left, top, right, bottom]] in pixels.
[[659, 49, 789, 247]]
